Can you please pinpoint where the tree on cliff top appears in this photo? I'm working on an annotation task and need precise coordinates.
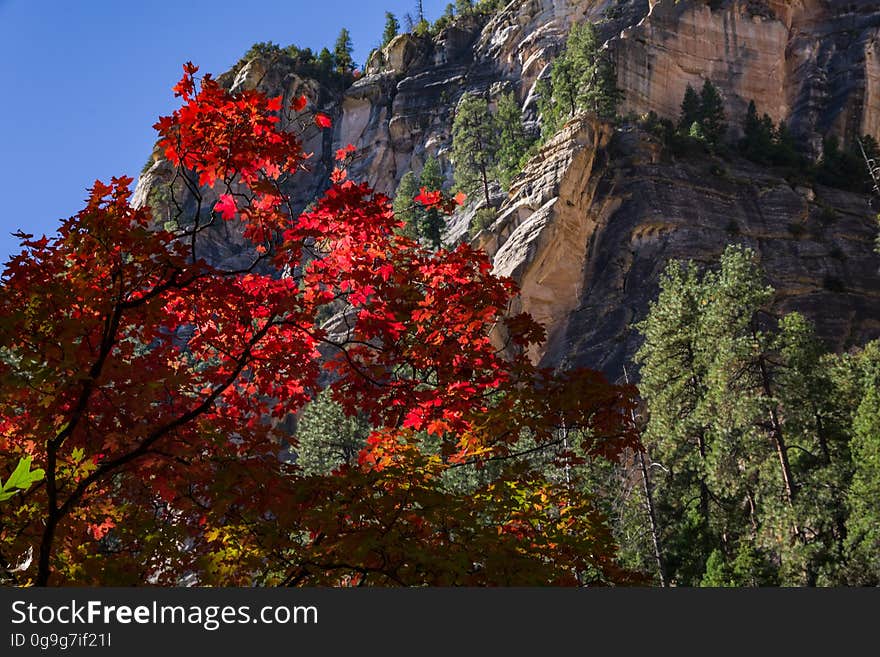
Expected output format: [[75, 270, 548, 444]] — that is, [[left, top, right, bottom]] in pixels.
[[0, 63, 639, 586], [334, 28, 355, 73], [678, 80, 726, 147], [698, 80, 726, 145], [539, 22, 622, 139], [382, 12, 400, 47], [679, 84, 701, 132]]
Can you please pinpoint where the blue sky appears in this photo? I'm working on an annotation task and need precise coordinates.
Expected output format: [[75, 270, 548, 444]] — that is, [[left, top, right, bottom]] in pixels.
[[0, 0, 450, 263]]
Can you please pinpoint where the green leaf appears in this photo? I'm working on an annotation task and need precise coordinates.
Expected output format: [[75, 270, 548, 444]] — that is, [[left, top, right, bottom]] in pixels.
[[0, 457, 45, 502]]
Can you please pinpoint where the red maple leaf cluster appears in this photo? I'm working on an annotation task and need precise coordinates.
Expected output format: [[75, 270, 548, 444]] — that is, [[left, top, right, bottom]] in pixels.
[[0, 63, 640, 587]]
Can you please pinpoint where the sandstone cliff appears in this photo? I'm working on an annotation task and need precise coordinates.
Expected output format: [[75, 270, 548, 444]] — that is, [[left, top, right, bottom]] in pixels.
[[615, 0, 880, 153], [135, 0, 880, 378], [491, 115, 880, 376]]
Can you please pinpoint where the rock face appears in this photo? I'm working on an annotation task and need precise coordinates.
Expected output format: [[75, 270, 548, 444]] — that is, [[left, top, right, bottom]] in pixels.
[[479, 117, 616, 364], [489, 116, 880, 377], [615, 0, 880, 151], [135, 0, 880, 379]]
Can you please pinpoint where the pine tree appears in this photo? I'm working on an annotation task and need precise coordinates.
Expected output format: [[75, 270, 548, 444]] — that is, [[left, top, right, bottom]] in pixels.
[[846, 341, 880, 584], [452, 93, 498, 207], [694, 247, 808, 579], [774, 313, 853, 584], [559, 23, 594, 116], [636, 246, 861, 585], [419, 156, 446, 248], [392, 171, 422, 240], [494, 92, 533, 189], [317, 47, 335, 79], [456, 0, 474, 15], [771, 120, 800, 167], [679, 84, 701, 132], [295, 391, 371, 475], [382, 12, 400, 47], [741, 100, 774, 163], [540, 22, 622, 140], [334, 28, 355, 74], [688, 120, 707, 142], [392, 162, 447, 248], [635, 259, 715, 585], [698, 80, 726, 145], [537, 78, 563, 140], [591, 54, 623, 120], [570, 23, 621, 120], [818, 135, 877, 193]]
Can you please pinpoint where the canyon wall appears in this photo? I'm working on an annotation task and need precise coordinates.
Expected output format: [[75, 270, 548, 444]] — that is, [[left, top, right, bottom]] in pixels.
[[136, 0, 880, 378]]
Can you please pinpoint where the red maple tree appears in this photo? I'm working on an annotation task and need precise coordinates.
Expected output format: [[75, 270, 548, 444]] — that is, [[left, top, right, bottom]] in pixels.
[[0, 64, 640, 586]]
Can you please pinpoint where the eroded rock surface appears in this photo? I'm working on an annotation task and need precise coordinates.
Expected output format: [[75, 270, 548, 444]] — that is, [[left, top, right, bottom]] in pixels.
[[135, 0, 880, 378]]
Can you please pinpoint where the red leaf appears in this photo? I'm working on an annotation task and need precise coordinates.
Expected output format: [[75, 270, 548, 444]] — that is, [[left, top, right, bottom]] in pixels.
[[335, 144, 356, 161], [315, 113, 333, 129], [214, 194, 237, 220], [292, 95, 308, 112], [414, 188, 442, 207]]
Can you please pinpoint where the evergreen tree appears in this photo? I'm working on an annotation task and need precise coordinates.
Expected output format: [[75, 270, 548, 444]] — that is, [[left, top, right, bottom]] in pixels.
[[295, 391, 371, 475], [679, 84, 702, 132], [392, 171, 422, 240], [456, 0, 474, 15], [771, 120, 801, 167], [494, 92, 533, 190], [414, 18, 431, 37], [537, 75, 567, 140], [694, 248, 811, 581], [774, 313, 853, 584], [334, 28, 355, 73], [698, 80, 726, 145], [539, 22, 622, 139], [382, 12, 400, 47], [818, 135, 877, 193], [636, 246, 858, 585], [674, 81, 726, 147], [846, 341, 880, 584], [860, 133, 880, 173], [418, 156, 446, 248], [739, 100, 806, 168], [317, 47, 335, 79], [573, 25, 622, 120], [452, 93, 498, 207], [688, 120, 707, 143], [392, 161, 448, 248], [741, 100, 774, 163], [635, 260, 714, 585]]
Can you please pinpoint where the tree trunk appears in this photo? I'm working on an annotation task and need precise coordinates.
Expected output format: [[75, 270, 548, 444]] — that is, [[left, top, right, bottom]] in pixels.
[[696, 429, 711, 528], [480, 162, 491, 209], [636, 448, 667, 587], [758, 354, 798, 505], [622, 367, 666, 586], [37, 446, 59, 586]]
